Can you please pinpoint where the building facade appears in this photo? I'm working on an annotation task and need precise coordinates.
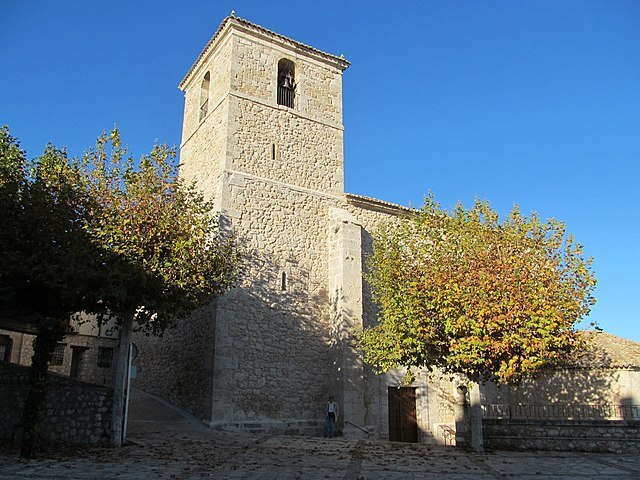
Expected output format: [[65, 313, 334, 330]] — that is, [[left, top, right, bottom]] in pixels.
[[133, 14, 459, 441], [0, 315, 118, 386], [132, 15, 639, 447]]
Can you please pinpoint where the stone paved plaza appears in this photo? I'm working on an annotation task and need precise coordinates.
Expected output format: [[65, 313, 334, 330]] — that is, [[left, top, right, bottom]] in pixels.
[[1, 391, 638, 479]]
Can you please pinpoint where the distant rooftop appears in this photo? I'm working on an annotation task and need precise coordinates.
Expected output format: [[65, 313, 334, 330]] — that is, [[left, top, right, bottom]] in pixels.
[[574, 331, 640, 369], [346, 193, 413, 216]]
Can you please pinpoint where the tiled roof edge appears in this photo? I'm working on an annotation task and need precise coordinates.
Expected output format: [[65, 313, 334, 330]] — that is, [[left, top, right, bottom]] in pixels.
[[346, 193, 414, 215], [179, 15, 350, 91]]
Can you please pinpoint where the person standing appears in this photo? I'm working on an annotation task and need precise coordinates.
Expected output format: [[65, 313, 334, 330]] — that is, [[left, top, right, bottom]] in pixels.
[[324, 396, 339, 438]]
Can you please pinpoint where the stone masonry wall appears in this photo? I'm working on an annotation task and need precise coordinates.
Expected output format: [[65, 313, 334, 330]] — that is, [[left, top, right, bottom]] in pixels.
[[231, 30, 344, 127], [179, 98, 229, 211], [211, 175, 336, 432], [132, 305, 215, 421], [181, 33, 232, 144], [229, 96, 344, 195], [0, 361, 112, 445], [194, 24, 350, 433], [481, 368, 640, 406], [484, 418, 640, 453]]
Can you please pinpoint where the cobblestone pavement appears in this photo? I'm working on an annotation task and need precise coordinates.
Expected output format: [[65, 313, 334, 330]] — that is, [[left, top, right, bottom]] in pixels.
[[1, 391, 638, 479]]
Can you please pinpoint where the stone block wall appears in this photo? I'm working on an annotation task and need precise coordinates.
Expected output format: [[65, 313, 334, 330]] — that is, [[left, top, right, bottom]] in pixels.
[[181, 33, 232, 144], [132, 304, 215, 422], [0, 361, 112, 446], [230, 28, 344, 126], [481, 368, 640, 406], [211, 176, 335, 429], [179, 98, 229, 210], [228, 96, 344, 195], [484, 418, 640, 453]]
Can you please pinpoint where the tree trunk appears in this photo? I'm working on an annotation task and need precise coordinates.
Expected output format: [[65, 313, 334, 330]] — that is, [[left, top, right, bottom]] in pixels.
[[453, 384, 470, 448], [470, 382, 484, 452], [20, 322, 64, 458], [110, 311, 134, 447]]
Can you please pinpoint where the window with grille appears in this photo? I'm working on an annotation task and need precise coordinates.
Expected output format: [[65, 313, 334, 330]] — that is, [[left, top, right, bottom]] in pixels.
[[50, 344, 65, 366], [0, 335, 11, 362], [277, 59, 295, 108], [97, 347, 114, 368]]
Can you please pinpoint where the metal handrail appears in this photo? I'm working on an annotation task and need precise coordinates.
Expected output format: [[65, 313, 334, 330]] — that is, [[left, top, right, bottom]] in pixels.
[[345, 420, 370, 434]]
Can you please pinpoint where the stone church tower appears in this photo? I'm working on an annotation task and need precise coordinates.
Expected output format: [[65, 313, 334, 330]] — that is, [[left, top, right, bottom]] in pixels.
[[176, 13, 364, 433], [135, 15, 454, 442]]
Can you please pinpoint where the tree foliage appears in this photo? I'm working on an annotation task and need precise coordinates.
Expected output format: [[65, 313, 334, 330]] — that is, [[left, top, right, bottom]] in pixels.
[[358, 195, 596, 384], [0, 127, 101, 321], [0, 126, 242, 453], [0, 127, 106, 458], [81, 129, 240, 334]]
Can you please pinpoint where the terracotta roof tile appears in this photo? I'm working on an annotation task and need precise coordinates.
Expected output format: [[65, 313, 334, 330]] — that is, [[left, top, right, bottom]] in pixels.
[[345, 193, 414, 215], [573, 331, 640, 369]]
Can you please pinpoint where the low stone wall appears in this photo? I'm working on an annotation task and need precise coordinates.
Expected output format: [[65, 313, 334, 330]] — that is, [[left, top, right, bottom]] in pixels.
[[484, 418, 640, 453], [0, 361, 112, 445], [210, 419, 323, 436]]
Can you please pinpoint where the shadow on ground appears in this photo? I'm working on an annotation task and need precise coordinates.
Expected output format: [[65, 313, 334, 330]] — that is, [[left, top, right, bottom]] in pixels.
[[1, 390, 639, 479]]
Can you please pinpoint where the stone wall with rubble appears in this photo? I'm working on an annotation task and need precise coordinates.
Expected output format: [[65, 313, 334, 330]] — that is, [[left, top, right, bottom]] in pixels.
[[230, 29, 344, 127], [181, 33, 232, 146], [0, 361, 112, 445], [211, 175, 337, 432]]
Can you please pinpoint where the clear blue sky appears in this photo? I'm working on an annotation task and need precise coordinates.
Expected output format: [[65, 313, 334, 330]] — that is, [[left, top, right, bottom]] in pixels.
[[1, 1, 639, 341]]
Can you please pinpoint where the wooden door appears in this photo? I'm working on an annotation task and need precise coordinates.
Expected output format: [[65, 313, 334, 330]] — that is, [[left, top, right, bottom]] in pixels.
[[388, 387, 418, 442]]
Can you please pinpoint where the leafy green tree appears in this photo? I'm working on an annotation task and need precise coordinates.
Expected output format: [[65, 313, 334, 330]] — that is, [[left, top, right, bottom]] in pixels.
[[81, 129, 241, 446], [1, 126, 241, 453], [358, 195, 596, 384], [0, 127, 104, 458]]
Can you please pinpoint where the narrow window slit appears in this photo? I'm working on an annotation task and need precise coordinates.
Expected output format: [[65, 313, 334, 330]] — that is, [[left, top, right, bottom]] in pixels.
[[281, 272, 287, 291]]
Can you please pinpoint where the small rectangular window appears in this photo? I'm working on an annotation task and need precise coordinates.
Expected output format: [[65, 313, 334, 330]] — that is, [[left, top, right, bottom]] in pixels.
[[97, 347, 114, 368], [50, 344, 65, 366]]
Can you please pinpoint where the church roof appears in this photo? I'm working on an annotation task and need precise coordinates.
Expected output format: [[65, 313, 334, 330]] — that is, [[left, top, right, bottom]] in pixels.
[[179, 14, 350, 91], [346, 193, 413, 216], [572, 331, 640, 369]]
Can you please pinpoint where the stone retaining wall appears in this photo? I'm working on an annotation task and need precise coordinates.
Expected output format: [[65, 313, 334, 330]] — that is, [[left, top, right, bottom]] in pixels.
[[0, 361, 112, 445], [484, 418, 640, 453]]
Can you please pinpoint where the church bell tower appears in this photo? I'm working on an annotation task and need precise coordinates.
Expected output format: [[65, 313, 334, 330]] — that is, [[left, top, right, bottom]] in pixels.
[[177, 14, 355, 432]]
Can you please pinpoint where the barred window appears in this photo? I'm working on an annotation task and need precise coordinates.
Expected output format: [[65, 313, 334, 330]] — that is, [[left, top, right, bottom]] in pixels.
[[97, 347, 114, 368], [50, 344, 65, 366], [0, 335, 11, 362], [277, 59, 295, 108]]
